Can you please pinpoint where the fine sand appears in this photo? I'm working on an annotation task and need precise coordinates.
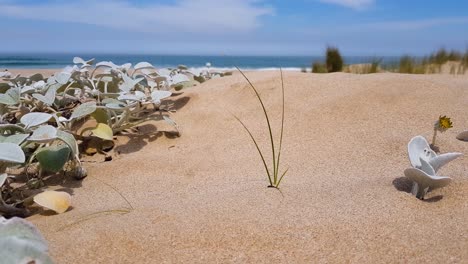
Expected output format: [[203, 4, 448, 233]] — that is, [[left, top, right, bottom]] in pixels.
[[9, 69, 468, 263]]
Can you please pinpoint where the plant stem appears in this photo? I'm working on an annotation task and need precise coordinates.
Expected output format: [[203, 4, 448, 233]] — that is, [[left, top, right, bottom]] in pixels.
[[432, 128, 437, 146]]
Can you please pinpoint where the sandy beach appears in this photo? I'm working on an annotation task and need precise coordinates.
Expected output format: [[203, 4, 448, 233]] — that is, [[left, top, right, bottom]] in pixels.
[[7, 69, 468, 263]]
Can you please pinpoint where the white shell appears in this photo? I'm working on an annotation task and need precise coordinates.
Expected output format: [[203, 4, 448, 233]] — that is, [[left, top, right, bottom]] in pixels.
[[33, 191, 71, 214]]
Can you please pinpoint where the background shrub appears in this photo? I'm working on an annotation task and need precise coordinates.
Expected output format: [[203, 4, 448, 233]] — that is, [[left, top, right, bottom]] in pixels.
[[325, 46, 343, 72]]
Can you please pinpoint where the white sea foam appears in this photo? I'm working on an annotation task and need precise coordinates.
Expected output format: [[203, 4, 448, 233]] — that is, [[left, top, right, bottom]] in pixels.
[[183, 66, 304, 73]]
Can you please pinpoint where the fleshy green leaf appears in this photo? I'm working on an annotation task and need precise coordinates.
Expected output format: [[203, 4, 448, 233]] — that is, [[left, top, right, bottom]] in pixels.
[[36, 145, 71, 172], [28, 73, 44, 82], [91, 108, 109, 124], [0, 124, 26, 134], [0, 83, 10, 93], [91, 123, 113, 140]]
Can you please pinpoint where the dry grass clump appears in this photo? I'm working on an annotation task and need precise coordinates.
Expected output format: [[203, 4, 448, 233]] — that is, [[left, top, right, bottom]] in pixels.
[[396, 48, 467, 75], [311, 62, 327, 73]]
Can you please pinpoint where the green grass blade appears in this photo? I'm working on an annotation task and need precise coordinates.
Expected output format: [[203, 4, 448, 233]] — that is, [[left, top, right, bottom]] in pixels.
[[276, 167, 289, 188], [236, 67, 276, 185], [232, 114, 273, 186], [274, 68, 286, 185]]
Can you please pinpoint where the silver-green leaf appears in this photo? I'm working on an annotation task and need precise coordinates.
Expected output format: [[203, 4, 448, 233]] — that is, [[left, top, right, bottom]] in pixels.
[[28, 125, 57, 143], [0, 217, 53, 264], [56, 130, 78, 157], [0, 87, 20, 105], [20, 113, 52, 128], [0, 143, 25, 163], [0, 134, 29, 145], [70, 102, 97, 120]]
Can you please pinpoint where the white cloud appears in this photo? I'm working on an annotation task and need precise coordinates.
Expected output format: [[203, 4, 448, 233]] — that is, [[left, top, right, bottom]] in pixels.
[[318, 0, 375, 10], [0, 0, 273, 34], [360, 17, 468, 31]]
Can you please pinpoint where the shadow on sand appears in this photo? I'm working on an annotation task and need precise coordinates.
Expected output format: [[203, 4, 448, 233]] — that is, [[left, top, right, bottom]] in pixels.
[[112, 95, 190, 155], [392, 177, 444, 202], [113, 124, 180, 155]]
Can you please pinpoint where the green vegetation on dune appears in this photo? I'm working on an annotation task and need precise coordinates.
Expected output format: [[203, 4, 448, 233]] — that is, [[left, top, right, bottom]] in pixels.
[[310, 46, 467, 75], [311, 46, 343, 73], [397, 48, 467, 74], [325, 46, 344, 73], [311, 62, 327, 73]]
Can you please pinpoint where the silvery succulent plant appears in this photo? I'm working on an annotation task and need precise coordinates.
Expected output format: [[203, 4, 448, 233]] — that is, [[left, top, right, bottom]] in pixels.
[[0, 57, 200, 216], [405, 136, 462, 199]]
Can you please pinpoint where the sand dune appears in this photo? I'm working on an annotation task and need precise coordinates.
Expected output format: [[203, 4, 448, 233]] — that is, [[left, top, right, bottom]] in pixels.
[[13, 70, 468, 263]]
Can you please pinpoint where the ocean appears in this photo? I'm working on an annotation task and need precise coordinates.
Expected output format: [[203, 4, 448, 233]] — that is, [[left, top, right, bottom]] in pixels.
[[0, 54, 400, 71]]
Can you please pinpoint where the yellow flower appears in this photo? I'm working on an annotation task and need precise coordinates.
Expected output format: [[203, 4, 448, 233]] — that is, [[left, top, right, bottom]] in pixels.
[[435, 115, 453, 132]]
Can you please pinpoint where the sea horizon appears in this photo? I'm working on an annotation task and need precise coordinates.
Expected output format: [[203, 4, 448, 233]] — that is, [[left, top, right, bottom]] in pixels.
[[0, 53, 403, 70]]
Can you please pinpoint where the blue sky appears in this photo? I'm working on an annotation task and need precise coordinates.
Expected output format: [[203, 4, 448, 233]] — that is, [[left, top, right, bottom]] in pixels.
[[0, 0, 467, 55]]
